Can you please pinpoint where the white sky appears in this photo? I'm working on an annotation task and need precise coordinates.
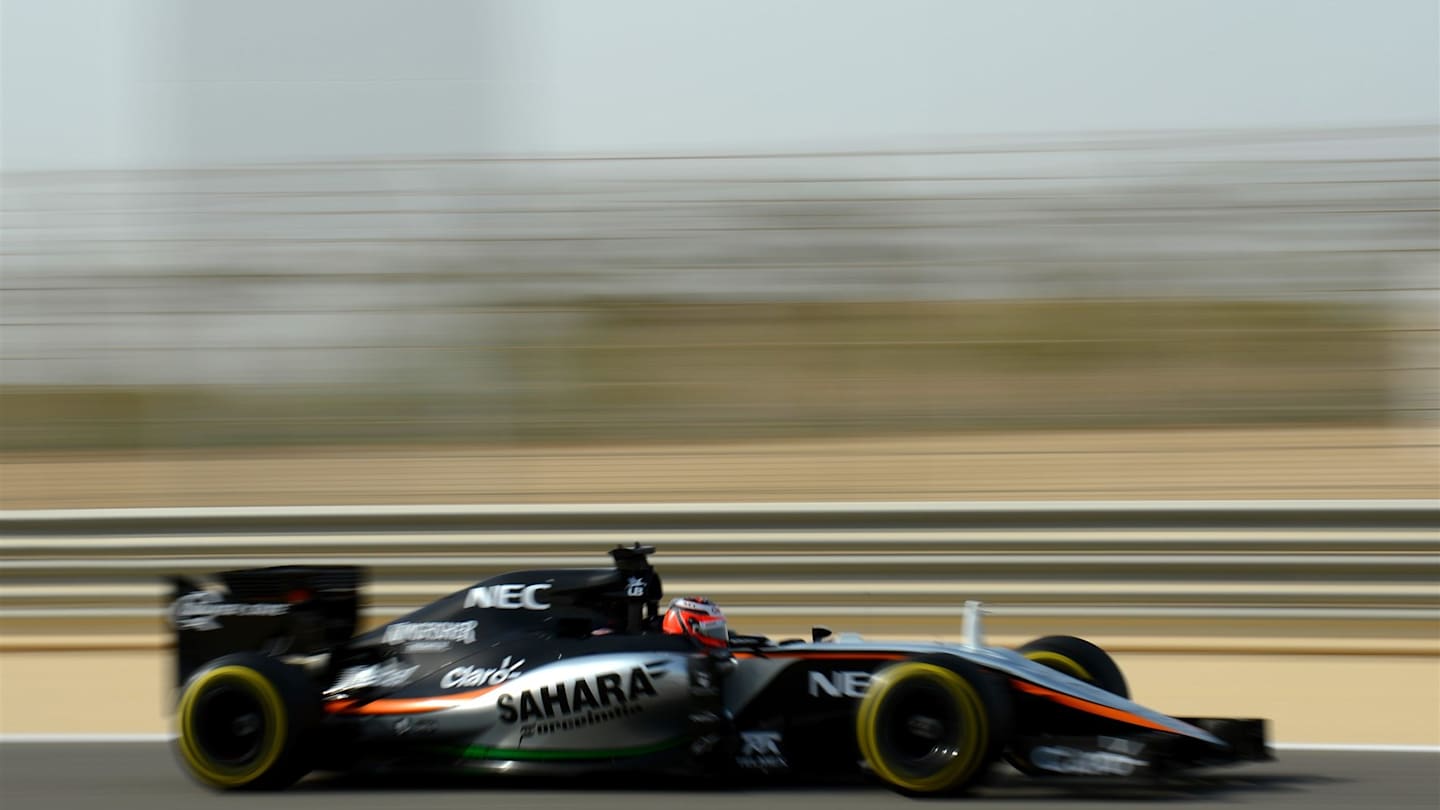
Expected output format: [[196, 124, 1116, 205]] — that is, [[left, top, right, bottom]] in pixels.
[[2, 0, 1437, 170]]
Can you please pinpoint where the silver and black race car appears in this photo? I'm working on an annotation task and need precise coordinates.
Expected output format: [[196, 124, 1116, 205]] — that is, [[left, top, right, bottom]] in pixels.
[[169, 544, 1269, 794]]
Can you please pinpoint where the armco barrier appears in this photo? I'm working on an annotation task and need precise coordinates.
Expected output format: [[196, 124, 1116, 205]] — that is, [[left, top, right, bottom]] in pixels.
[[2, 500, 1436, 653]]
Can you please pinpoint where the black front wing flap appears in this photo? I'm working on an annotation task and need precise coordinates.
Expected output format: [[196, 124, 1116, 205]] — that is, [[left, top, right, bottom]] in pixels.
[[1010, 718, 1271, 779]]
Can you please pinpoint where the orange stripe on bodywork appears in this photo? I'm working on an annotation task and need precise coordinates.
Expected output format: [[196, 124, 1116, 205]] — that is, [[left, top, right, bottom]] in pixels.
[[1010, 679, 1174, 733], [324, 685, 500, 716], [733, 651, 906, 660]]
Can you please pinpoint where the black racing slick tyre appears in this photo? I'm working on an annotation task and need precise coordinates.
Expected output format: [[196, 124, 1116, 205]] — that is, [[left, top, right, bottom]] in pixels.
[[1016, 635, 1129, 698], [175, 652, 319, 790], [856, 656, 1013, 796]]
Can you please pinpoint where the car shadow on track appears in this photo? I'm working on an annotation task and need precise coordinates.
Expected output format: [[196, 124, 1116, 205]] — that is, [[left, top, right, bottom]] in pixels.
[[973, 768, 1344, 803], [294, 765, 1342, 803]]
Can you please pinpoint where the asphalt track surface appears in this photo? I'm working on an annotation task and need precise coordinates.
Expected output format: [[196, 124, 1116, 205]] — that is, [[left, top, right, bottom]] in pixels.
[[1, 744, 1437, 810]]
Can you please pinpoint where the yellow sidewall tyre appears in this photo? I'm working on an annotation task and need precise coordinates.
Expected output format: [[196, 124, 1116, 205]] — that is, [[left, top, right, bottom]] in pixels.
[[175, 653, 317, 790], [1023, 650, 1091, 682], [856, 656, 1012, 795], [1007, 635, 1128, 776], [1016, 635, 1128, 698]]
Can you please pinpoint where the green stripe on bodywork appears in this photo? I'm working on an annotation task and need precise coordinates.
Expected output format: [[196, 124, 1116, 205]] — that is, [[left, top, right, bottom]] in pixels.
[[446, 737, 688, 761]]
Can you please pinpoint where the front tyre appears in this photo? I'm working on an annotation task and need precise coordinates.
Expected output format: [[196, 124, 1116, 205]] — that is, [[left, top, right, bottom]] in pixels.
[[1007, 636, 1128, 776], [175, 652, 318, 790], [1016, 635, 1128, 698], [856, 656, 1012, 795]]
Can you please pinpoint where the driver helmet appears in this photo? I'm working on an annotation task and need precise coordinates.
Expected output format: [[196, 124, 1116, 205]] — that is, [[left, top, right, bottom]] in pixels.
[[661, 596, 728, 648]]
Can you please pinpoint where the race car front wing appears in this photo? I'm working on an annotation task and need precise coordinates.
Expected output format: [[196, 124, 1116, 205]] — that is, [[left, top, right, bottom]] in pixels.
[[1010, 717, 1271, 779]]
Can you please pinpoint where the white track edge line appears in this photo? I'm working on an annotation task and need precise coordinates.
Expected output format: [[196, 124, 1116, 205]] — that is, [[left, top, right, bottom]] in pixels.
[[0, 734, 1434, 752], [0, 733, 175, 743]]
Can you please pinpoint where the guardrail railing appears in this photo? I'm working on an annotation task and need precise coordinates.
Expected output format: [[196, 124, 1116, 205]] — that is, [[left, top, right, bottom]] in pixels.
[[3, 500, 1437, 652]]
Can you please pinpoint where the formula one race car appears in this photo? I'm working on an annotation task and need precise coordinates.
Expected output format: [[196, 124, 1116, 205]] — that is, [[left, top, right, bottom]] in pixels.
[[168, 545, 1269, 794]]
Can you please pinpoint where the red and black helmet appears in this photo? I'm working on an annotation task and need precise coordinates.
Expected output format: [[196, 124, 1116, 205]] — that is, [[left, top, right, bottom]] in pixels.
[[661, 596, 728, 648]]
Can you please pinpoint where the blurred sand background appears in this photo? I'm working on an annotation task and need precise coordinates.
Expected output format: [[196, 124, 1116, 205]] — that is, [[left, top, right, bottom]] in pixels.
[[5, 131, 1437, 510], [3, 426, 1436, 509]]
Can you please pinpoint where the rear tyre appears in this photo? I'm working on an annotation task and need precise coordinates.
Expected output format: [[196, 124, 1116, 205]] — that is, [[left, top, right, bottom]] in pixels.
[[1016, 635, 1128, 697], [175, 652, 318, 790], [856, 655, 1013, 795]]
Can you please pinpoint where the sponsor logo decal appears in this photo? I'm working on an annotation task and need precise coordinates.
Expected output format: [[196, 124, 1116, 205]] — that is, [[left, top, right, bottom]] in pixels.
[[807, 670, 872, 698], [736, 731, 788, 770], [1028, 739, 1147, 776], [326, 658, 420, 695], [500, 665, 664, 735], [464, 583, 551, 610], [440, 656, 525, 689], [383, 620, 478, 652], [170, 591, 289, 631], [625, 576, 647, 597]]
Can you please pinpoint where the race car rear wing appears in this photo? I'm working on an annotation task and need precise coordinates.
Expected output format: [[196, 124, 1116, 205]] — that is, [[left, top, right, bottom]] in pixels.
[[169, 565, 364, 687]]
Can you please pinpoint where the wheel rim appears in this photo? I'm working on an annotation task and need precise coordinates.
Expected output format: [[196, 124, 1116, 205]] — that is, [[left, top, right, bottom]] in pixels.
[[874, 680, 965, 777], [191, 682, 269, 767]]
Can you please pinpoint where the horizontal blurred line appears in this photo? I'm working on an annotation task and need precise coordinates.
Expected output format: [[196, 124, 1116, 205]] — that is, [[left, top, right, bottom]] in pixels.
[[10, 578, 1433, 594], [1, 485, 1431, 501], [9, 123, 1429, 171], [0, 735, 177, 743], [5, 297, 1438, 312], [2, 443, 1433, 460], [3, 606, 1435, 621], [4, 498, 1435, 521], [8, 202, 1438, 217], [8, 554, 1435, 571]]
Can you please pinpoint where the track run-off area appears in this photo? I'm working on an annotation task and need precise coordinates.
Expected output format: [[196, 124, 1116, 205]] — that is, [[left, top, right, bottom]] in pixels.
[[0, 743, 1436, 810]]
